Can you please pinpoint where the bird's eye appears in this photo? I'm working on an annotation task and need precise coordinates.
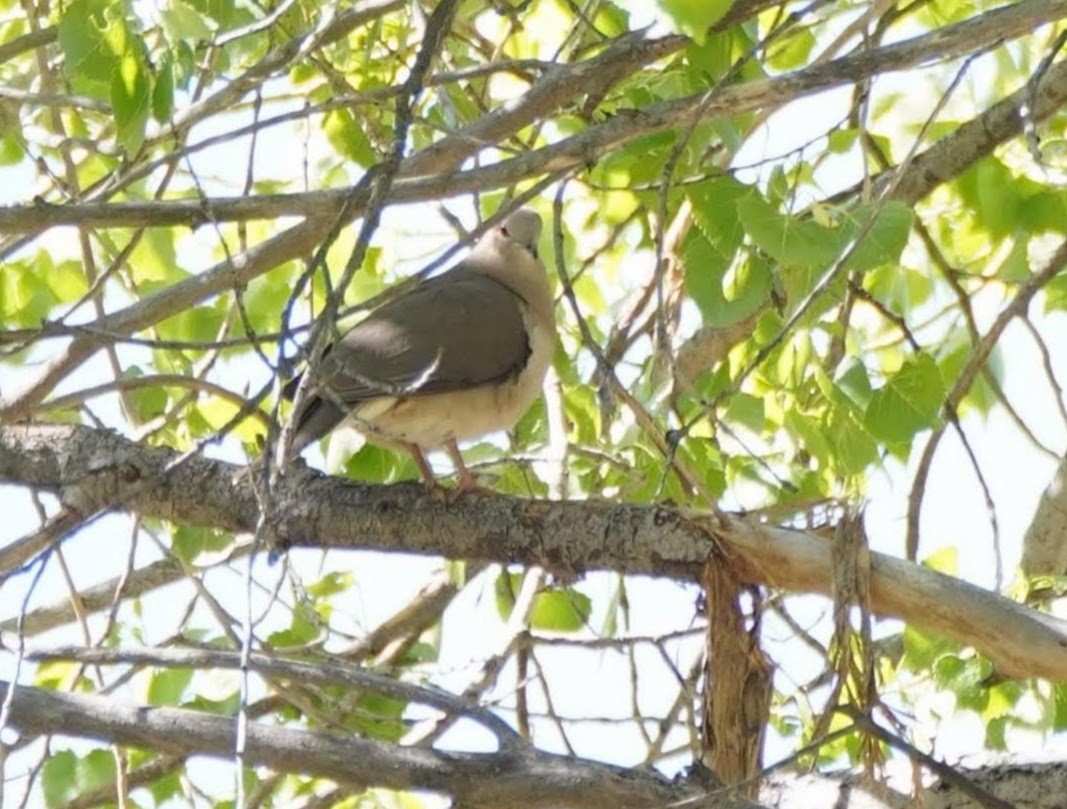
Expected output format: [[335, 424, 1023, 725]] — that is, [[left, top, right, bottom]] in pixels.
[[501, 225, 510, 237]]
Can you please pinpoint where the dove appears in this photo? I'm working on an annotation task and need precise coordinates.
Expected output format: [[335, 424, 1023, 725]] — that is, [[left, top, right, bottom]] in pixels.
[[282, 208, 555, 488]]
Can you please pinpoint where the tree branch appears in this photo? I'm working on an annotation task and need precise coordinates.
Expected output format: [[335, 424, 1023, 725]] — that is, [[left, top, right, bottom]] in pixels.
[[2, 423, 1066, 680], [0, 677, 764, 809], [1, 1, 1061, 423], [24, 645, 521, 747], [3, 0, 1063, 235]]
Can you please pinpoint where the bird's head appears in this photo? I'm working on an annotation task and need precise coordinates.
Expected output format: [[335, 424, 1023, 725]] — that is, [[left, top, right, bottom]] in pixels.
[[490, 208, 542, 260]]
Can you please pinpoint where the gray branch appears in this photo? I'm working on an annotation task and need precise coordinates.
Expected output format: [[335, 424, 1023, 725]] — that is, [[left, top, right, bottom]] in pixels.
[[24, 645, 521, 747], [0, 677, 764, 809], [2, 422, 1067, 680], [2, 0, 1063, 235], [1, 1, 1063, 423]]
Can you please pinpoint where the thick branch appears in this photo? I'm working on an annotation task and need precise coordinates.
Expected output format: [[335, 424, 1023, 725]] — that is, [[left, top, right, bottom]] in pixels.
[[0, 678, 762, 809], [2, 423, 1066, 680], [1, 0, 1063, 235]]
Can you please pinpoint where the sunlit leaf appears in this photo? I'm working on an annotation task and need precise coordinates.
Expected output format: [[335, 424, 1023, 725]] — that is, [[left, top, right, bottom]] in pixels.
[[146, 667, 193, 705], [324, 109, 376, 167], [152, 53, 175, 121], [901, 623, 960, 672], [656, 0, 733, 44], [737, 194, 841, 269], [59, 0, 124, 87], [495, 572, 592, 632], [42, 750, 78, 808], [161, 0, 216, 42], [111, 49, 151, 154], [864, 355, 944, 445]]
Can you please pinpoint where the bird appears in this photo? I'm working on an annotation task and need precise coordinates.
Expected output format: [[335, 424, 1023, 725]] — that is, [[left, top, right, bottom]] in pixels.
[[280, 208, 556, 489]]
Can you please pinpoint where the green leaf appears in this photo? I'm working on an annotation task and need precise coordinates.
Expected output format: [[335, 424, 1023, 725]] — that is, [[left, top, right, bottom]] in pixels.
[[604, 133, 677, 186], [934, 655, 992, 712], [985, 715, 1008, 750], [149, 769, 183, 803], [827, 128, 859, 154], [737, 195, 841, 269], [0, 132, 24, 165], [123, 366, 168, 422], [766, 27, 814, 70], [680, 230, 772, 327], [685, 30, 734, 79], [901, 623, 959, 672], [2, 255, 59, 326], [834, 359, 872, 410], [344, 443, 417, 483], [171, 524, 232, 564], [495, 573, 592, 632], [984, 679, 1022, 722], [1054, 682, 1067, 730], [347, 692, 406, 741], [161, 0, 216, 41], [724, 392, 764, 432], [241, 262, 297, 334], [865, 264, 933, 314], [529, 587, 592, 632], [785, 410, 833, 470], [147, 667, 193, 705], [955, 157, 1020, 240], [46, 259, 90, 303], [593, 1, 629, 37], [307, 570, 354, 598], [34, 660, 78, 690], [43, 751, 78, 808], [564, 386, 602, 445], [840, 201, 913, 273], [185, 692, 241, 715], [268, 602, 320, 648], [864, 355, 944, 445], [657, 0, 733, 44], [185, 0, 239, 29], [995, 235, 1030, 282], [129, 226, 180, 284], [158, 300, 226, 342], [153, 54, 175, 122], [574, 270, 606, 313], [323, 109, 375, 167], [78, 749, 116, 794], [689, 174, 750, 255], [400, 639, 440, 665], [922, 545, 958, 575], [111, 49, 151, 154], [1019, 188, 1067, 234], [58, 0, 124, 87], [827, 407, 878, 476]]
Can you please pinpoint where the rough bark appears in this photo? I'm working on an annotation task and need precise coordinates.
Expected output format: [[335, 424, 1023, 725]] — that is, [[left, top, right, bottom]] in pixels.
[[3, 422, 1067, 680], [0, 677, 764, 809]]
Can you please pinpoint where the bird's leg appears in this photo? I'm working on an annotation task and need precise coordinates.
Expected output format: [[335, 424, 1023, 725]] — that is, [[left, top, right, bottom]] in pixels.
[[407, 444, 441, 489], [445, 439, 481, 492], [407, 444, 460, 503]]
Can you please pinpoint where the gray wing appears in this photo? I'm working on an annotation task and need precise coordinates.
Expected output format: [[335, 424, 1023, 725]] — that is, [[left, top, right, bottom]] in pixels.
[[287, 268, 530, 451]]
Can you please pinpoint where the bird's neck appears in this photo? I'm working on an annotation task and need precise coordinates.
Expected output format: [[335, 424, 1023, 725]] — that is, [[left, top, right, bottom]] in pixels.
[[471, 244, 555, 326]]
